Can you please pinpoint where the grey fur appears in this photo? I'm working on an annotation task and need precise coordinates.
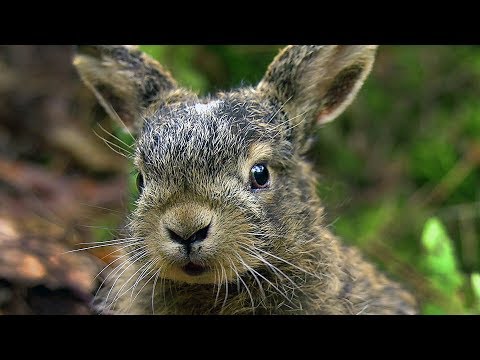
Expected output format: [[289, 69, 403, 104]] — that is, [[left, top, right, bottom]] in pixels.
[[74, 45, 417, 314]]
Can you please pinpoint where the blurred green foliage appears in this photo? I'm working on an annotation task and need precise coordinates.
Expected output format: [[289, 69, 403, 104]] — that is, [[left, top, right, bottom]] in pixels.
[[421, 217, 470, 314], [133, 45, 480, 314]]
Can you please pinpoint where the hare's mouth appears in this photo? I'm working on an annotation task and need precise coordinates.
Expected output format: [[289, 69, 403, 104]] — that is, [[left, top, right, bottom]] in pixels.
[[182, 262, 207, 276], [162, 261, 214, 284]]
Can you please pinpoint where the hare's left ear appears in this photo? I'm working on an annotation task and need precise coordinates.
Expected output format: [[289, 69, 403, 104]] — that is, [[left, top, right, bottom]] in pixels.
[[257, 45, 377, 149], [73, 45, 177, 133]]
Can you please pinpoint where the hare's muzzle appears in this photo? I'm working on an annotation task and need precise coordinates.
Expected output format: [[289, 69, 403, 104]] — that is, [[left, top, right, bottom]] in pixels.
[[167, 223, 210, 253]]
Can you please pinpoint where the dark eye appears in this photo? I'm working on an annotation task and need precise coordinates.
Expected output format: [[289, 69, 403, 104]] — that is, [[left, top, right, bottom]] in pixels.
[[136, 173, 145, 193], [250, 164, 270, 190]]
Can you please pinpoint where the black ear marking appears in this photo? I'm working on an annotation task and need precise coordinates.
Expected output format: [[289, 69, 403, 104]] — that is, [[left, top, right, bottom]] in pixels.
[[318, 63, 365, 121]]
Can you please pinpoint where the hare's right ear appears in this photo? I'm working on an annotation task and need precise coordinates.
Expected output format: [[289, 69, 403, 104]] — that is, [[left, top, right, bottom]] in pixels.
[[257, 45, 377, 152], [73, 45, 177, 132]]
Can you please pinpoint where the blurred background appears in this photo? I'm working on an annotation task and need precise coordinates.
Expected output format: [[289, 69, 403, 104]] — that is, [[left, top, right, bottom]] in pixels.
[[0, 45, 479, 314]]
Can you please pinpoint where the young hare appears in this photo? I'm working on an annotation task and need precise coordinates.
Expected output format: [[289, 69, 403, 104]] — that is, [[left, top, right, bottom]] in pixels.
[[74, 45, 417, 314]]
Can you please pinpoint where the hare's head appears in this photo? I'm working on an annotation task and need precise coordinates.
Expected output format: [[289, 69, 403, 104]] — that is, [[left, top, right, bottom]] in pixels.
[[74, 45, 377, 285]]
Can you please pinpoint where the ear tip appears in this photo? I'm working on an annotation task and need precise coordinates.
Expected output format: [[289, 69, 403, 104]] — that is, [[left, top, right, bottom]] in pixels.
[[340, 45, 378, 56], [347, 45, 378, 57], [74, 45, 103, 58], [349, 45, 378, 66], [364, 45, 379, 56], [73, 45, 140, 59]]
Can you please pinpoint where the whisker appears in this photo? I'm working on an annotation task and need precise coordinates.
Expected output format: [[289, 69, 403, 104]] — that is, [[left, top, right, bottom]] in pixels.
[[167, 266, 177, 312], [151, 269, 161, 315], [285, 109, 310, 129], [212, 264, 218, 297], [130, 259, 157, 298], [97, 96, 135, 141], [106, 252, 151, 311], [270, 107, 308, 132], [93, 245, 147, 307], [97, 122, 134, 149], [214, 264, 222, 308], [64, 239, 141, 253], [228, 255, 255, 312], [252, 245, 330, 282], [92, 244, 147, 287], [112, 257, 156, 303], [103, 250, 148, 308], [235, 254, 267, 306], [231, 258, 241, 293], [240, 245, 305, 296], [267, 95, 293, 123], [97, 242, 146, 265], [75, 224, 123, 233], [74, 237, 141, 246], [131, 264, 161, 304], [239, 232, 283, 239], [78, 202, 125, 215], [92, 127, 131, 159], [239, 258, 295, 307], [356, 304, 370, 315], [160, 265, 168, 307], [221, 263, 229, 313]]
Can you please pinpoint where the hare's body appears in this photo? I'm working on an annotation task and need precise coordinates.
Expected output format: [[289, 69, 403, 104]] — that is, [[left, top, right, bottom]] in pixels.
[[74, 45, 417, 314]]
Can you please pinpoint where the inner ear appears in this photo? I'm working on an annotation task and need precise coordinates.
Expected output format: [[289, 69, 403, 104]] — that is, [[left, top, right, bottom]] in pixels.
[[317, 63, 366, 124]]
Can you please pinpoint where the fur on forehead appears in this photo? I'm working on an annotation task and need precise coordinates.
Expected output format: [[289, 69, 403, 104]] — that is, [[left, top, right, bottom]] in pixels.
[[134, 90, 294, 177]]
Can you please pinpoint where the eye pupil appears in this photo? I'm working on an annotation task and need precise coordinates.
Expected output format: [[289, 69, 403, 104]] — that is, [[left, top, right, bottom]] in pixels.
[[251, 164, 269, 189], [136, 173, 144, 193]]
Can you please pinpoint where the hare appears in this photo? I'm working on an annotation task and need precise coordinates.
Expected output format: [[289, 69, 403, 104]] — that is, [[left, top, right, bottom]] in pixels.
[[74, 45, 417, 314]]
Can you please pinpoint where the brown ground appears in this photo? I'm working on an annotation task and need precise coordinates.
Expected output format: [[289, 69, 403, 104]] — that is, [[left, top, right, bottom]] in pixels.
[[0, 45, 129, 314]]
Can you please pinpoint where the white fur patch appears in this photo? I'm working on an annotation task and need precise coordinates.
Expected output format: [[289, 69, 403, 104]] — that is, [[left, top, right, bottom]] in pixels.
[[191, 100, 221, 116]]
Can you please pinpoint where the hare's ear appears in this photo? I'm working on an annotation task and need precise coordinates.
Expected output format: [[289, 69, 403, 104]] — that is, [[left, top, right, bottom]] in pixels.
[[73, 45, 177, 132], [257, 45, 377, 148]]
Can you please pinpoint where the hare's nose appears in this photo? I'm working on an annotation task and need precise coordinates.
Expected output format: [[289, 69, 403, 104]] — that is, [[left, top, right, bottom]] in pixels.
[[167, 223, 210, 246]]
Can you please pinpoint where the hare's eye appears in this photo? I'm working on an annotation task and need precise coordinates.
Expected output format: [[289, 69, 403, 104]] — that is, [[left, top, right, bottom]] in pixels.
[[250, 164, 270, 190], [136, 173, 145, 193]]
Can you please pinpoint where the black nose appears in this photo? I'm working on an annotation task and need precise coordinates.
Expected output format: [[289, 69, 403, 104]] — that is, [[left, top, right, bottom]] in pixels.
[[167, 223, 210, 246]]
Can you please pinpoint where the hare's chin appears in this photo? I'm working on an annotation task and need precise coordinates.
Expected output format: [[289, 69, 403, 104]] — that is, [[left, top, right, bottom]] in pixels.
[[163, 264, 217, 284]]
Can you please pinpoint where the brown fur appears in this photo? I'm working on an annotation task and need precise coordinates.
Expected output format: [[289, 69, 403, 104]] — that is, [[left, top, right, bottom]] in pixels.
[[74, 45, 417, 314]]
